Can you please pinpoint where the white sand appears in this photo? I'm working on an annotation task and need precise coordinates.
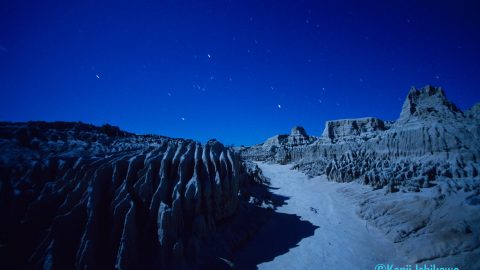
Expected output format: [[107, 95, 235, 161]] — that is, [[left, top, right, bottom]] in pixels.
[[236, 162, 401, 269]]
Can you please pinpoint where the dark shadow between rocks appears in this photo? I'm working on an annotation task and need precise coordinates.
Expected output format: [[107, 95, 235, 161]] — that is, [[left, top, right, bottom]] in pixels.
[[268, 190, 289, 208], [197, 184, 314, 270], [232, 210, 319, 270], [228, 186, 319, 270]]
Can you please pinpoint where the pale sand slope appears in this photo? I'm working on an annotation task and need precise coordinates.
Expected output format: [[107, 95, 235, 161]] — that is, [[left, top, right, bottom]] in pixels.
[[235, 162, 402, 270]]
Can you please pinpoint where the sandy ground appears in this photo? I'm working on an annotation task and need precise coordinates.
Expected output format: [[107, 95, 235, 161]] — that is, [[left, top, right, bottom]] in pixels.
[[235, 162, 402, 270]]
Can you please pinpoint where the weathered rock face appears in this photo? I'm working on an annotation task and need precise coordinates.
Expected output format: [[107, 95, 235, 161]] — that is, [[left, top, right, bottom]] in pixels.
[[290, 126, 307, 137], [0, 122, 256, 269], [399, 85, 464, 122], [240, 85, 480, 191], [321, 86, 479, 188], [239, 85, 480, 265], [321, 117, 390, 143], [466, 103, 480, 120], [240, 126, 316, 164]]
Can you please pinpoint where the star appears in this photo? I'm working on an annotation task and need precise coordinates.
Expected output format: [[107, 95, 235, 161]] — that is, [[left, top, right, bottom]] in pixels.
[[181, 117, 185, 121], [277, 104, 282, 109], [207, 54, 211, 59], [96, 74, 100, 79]]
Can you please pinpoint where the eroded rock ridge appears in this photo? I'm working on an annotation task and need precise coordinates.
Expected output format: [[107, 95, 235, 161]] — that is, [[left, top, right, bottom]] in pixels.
[[0, 122, 265, 269], [239, 86, 480, 266]]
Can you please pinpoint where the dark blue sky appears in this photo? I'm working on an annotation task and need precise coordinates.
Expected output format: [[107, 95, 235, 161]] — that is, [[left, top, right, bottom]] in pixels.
[[1, 1, 480, 145]]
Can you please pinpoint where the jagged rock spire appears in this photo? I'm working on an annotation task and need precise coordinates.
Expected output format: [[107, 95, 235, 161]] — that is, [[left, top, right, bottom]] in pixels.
[[399, 85, 463, 121]]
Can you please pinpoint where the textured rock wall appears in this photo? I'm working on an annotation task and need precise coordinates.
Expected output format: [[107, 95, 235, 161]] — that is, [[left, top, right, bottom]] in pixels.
[[321, 117, 389, 143], [240, 126, 317, 164], [240, 86, 480, 191], [238, 86, 480, 266], [0, 122, 251, 269]]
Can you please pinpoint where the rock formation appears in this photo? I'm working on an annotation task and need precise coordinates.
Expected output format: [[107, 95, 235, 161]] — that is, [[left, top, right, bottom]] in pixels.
[[241, 85, 480, 190], [240, 85, 480, 265], [322, 117, 391, 143], [241, 125, 316, 164], [466, 102, 480, 120], [1, 85, 479, 268], [0, 122, 269, 269]]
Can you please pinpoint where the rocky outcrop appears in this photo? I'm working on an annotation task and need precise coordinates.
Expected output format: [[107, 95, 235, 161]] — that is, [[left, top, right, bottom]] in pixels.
[[240, 126, 316, 164], [322, 117, 391, 143], [0, 122, 266, 269], [398, 85, 464, 122], [466, 103, 480, 120], [240, 86, 480, 191], [288, 126, 313, 145], [262, 126, 315, 148], [239, 85, 480, 265], [248, 85, 480, 267], [320, 86, 480, 188]]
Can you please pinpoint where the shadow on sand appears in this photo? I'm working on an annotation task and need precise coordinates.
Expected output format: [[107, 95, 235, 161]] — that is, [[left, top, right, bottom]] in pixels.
[[232, 192, 319, 270]]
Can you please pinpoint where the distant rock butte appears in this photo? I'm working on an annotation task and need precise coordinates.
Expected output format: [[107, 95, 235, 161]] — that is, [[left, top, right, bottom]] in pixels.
[[322, 117, 390, 143], [290, 126, 308, 137]]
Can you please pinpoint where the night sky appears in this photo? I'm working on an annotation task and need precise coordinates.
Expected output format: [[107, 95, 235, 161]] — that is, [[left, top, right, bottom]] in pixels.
[[1, 1, 480, 146]]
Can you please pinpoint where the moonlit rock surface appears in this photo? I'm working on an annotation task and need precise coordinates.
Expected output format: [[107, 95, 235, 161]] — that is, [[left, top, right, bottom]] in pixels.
[[399, 85, 464, 122], [0, 122, 261, 269], [321, 117, 390, 143], [241, 86, 480, 185], [290, 126, 308, 137], [466, 102, 480, 120], [241, 126, 316, 163], [239, 86, 480, 266]]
